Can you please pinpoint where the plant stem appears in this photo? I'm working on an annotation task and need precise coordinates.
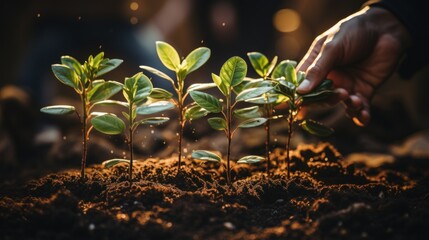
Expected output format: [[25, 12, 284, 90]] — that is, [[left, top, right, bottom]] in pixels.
[[286, 109, 293, 179], [265, 104, 272, 175], [226, 94, 232, 186], [80, 90, 88, 181], [129, 106, 134, 183], [176, 74, 186, 176], [177, 102, 184, 175]]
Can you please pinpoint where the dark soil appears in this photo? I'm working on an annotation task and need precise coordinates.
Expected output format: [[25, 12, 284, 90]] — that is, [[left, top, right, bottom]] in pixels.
[[1, 143, 429, 240]]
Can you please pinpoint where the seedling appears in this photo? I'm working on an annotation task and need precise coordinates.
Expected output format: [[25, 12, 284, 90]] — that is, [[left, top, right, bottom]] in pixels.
[[91, 72, 173, 182], [246, 52, 279, 173], [271, 63, 334, 178], [139, 41, 211, 174], [40, 52, 123, 180], [190, 56, 272, 185]]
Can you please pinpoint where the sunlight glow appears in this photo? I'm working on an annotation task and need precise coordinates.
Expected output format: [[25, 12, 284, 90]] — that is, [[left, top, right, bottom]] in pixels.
[[273, 9, 301, 33], [130, 2, 139, 11]]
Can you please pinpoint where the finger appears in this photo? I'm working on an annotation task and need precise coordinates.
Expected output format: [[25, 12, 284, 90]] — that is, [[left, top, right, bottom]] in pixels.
[[344, 94, 371, 126], [352, 109, 370, 127], [344, 95, 363, 109], [297, 39, 340, 94], [297, 35, 327, 72], [325, 88, 349, 106]]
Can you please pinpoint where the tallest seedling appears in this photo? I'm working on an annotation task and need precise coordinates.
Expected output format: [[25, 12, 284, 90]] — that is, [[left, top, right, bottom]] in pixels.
[[41, 53, 123, 180], [140, 42, 211, 174]]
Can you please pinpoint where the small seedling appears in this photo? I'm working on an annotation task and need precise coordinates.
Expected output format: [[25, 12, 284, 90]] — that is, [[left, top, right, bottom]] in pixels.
[[271, 63, 334, 178], [190, 56, 272, 185], [139, 41, 211, 174], [91, 72, 173, 182], [40, 52, 123, 180], [246, 52, 279, 173]]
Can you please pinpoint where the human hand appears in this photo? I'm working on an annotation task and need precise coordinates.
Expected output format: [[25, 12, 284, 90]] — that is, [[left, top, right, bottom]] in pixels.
[[297, 6, 410, 126]]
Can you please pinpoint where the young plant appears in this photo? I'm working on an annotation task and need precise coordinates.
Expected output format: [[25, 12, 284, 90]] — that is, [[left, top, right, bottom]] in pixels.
[[271, 63, 335, 178], [246, 52, 279, 174], [40, 52, 123, 180], [139, 41, 211, 174], [190, 56, 273, 185], [91, 72, 173, 182]]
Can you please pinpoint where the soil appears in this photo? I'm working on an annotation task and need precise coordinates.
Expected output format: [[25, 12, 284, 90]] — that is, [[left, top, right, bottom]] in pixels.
[[1, 143, 428, 240]]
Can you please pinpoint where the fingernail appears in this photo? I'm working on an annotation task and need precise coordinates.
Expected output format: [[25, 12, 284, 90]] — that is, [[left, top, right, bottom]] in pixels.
[[297, 79, 310, 91], [352, 117, 364, 127]]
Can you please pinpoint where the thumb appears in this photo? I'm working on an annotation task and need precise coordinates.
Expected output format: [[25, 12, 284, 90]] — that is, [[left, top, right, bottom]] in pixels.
[[297, 40, 339, 94]]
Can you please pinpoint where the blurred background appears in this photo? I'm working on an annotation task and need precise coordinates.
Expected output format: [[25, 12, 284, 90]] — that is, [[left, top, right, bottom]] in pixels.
[[1, 0, 428, 181]]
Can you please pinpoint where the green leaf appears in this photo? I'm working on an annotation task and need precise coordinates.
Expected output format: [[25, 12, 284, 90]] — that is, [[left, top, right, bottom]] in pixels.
[[136, 101, 174, 115], [238, 117, 267, 128], [123, 72, 153, 103], [123, 80, 135, 103], [237, 155, 264, 164], [285, 64, 297, 86], [40, 105, 76, 115], [135, 73, 153, 103], [242, 78, 272, 89], [276, 80, 295, 99], [139, 65, 175, 85], [297, 71, 305, 84], [275, 94, 290, 104], [301, 90, 334, 104], [234, 106, 261, 119], [102, 159, 130, 168], [156, 41, 181, 71], [132, 108, 137, 120], [220, 56, 247, 88], [184, 105, 210, 121], [247, 52, 269, 77], [212, 73, 228, 96], [91, 113, 125, 135], [189, 91, 222, 113], [235, 86, 273, 102], [87, 54, 94, 65], [51, 64, 78, 89], [92, 79, 105, 87], [266, 56, 278, 77], [300, 119, 334, 137], [300, 80, 334, 103], [191, 150, 221, 162], [315, 79, 333, 91], [137, 117, 170, 125], [93, 52, 104, 66], [61, 56, 82, 76], [184, 47, 211, 74], [122, 111, 130, 120], [245, 94, 279, 104], [96, 59, 123, 77], [149, 88, 173, 100], [92, 100, 129, 108], [233, 78, 271, 94], [187, 83, 217, 92], [208, 117, 226, 131], [87, 81, 123, 103], [177, 62, 188, 81], [272, 60, 297, 79]]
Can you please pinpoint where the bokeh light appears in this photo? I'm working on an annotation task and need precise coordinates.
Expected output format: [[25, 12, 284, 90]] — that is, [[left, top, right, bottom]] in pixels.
[[130, 2, 139, 11], [273, 9, 301, 33], [130, 16, 138, 25]]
